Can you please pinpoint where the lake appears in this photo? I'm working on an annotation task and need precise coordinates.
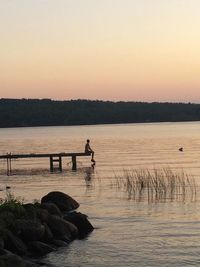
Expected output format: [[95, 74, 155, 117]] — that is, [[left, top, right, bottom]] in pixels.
[[1, 122, 200, 267]]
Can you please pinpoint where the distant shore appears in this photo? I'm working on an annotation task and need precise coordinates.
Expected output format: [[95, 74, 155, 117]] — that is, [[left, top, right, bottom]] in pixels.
[[1, 98, 200, 128]]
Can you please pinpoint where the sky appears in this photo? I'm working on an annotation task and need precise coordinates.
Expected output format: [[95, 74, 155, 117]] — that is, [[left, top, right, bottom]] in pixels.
[[1, 0, 200, 102]]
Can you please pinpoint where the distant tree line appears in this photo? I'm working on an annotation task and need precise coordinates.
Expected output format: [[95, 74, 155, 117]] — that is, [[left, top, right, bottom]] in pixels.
[[0, 98, 200, 128]]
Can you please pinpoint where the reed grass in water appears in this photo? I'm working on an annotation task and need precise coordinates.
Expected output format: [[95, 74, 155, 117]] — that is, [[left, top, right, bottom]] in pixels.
[[113, 168, 197, 202]]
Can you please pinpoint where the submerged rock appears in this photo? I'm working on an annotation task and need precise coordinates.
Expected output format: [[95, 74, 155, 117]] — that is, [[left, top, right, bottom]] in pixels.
[[41, 191, 79, 212]]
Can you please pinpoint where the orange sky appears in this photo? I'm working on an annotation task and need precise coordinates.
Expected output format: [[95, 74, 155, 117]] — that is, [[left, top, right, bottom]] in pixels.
[[1, 0, 200, 102]]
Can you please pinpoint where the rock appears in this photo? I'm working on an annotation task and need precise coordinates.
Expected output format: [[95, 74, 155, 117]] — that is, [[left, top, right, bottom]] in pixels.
[[41, 191, 79, 212], [0, 248, 7, 256], [0, 237, 4, 249], [3, 229, 27, 256], [47, 215, 78, 241], [0, 251, 38, 267], [51, 239, 69, 247], [0, 211, 15, 229], [14, 219, 45, 242], [0, 253, 24, 267], [0, 203, 26, 218], [42, 223, 54, 242], [28, 241, 55, 257], [36, 208, 49, 223], [22, 203, 38, 220], [41, 202, 62, 217], [64, 211, 94, 238]]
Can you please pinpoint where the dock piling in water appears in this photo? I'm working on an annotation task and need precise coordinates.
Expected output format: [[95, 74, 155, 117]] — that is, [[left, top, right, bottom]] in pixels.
[[72, 155, 77, 171], [50, 156, 63, 172], [6, 153, 12, 176]]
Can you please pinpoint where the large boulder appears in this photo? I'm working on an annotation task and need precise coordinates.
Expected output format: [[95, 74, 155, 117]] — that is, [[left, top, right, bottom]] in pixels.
[[47, 215, 78, 241], [14, 219, 45, 242], [41, 191, 79, 212], [41, 202, 62, 217], [3, 230, 27, 256], [28, 241, 55, 257], [64, 211, 94, 238]]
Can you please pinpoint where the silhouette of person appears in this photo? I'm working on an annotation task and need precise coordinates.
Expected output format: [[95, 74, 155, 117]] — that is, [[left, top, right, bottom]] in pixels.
[[85, 139, 95, 162]]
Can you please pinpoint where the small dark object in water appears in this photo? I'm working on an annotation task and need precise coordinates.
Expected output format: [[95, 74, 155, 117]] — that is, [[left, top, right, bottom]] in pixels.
[[179, 147, 183, 152]]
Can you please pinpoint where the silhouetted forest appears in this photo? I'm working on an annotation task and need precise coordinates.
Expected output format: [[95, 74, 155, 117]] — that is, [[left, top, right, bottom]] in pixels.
[[0, 98, 200, 128]]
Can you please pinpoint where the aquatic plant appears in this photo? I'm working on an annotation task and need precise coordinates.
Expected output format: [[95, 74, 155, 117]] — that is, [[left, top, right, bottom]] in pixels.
[[0, 189, 25, 219], [113, 168, 197, 202]]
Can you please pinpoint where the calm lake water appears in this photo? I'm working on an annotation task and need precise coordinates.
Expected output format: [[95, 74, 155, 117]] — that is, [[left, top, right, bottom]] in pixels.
[[1, 122, 200, 267]]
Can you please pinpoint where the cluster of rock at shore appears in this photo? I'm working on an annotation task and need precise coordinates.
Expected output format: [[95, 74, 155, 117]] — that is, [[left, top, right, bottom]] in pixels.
[[0, 191, 94, 267]]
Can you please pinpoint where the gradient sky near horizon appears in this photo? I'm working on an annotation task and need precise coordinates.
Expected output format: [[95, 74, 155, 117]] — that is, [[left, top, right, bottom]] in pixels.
[[1, 0, 200, 102]]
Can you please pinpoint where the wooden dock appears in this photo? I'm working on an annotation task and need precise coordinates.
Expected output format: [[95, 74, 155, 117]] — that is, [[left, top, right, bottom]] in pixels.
[[0, 152, 91, 175]]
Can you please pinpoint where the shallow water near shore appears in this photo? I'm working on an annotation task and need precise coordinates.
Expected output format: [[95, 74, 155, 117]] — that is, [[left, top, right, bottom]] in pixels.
[[1, 122, 200, 266]]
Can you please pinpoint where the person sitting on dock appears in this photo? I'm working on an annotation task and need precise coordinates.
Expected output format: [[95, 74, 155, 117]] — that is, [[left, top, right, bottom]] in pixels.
[[85, 139, 95, 162]]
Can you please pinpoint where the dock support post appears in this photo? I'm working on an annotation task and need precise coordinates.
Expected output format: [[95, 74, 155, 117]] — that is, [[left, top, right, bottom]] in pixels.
[[72, 155, 77, 171], [6, 158, 9, 176], [59, 156, 62, 172], [50, 157, 53, 172], [6, 154, 12, 176], [9, 158, 12, 175], [50, 156, 62, 172]]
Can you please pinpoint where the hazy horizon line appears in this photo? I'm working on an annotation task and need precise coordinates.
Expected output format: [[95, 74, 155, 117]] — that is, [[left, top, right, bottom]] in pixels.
[[0, 97, 199, 105]]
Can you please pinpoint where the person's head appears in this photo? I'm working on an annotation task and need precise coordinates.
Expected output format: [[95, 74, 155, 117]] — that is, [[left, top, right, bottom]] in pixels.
[[87, 139, 90, 143]]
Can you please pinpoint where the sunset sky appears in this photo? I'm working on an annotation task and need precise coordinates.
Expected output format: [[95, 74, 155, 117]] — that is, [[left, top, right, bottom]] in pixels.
[[1, 0, 200, 102]]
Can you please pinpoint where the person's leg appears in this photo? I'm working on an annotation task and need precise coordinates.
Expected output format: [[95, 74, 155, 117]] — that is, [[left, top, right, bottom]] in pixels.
[[91, 151, 95, 161]]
